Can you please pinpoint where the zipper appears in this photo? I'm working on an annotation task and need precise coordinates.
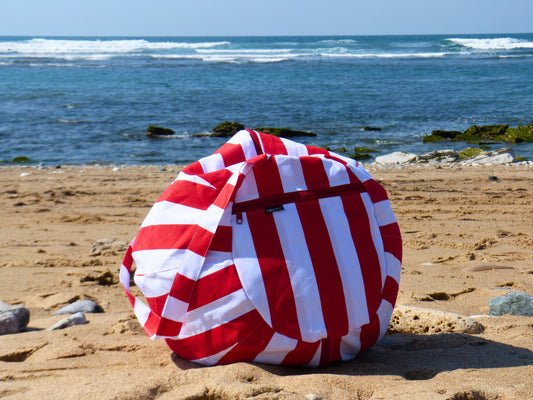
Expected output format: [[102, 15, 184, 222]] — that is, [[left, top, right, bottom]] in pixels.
[[232, 183, 366, 224]]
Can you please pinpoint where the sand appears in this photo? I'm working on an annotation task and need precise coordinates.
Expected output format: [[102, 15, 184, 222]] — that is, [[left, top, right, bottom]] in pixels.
[[0, 163, 532, 400]]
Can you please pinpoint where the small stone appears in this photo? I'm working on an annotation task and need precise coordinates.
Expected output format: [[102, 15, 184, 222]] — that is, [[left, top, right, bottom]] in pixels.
[[0, 301, 30, 335], [305, 394, 323, 400], [374, 152, 417, 165], [489, 291, 533, 316], [54, 300, 104, 315], [91, 238, 128, 256], [48, 312, 87, 331], [488, 175, 498, 181]]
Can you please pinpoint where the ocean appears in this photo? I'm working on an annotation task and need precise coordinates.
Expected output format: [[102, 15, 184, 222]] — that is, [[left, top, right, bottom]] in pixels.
[[1, 34, 532, 165]]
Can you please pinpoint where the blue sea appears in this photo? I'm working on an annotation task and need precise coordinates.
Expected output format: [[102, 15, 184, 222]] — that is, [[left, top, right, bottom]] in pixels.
[[1, 34, 532, 165]]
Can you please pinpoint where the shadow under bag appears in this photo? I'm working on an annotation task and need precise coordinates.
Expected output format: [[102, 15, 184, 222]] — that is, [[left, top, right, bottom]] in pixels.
[[121, 129, 402, 367]]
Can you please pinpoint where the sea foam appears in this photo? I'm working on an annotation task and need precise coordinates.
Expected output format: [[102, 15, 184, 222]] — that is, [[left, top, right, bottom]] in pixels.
[[448, 37, 533, 50]]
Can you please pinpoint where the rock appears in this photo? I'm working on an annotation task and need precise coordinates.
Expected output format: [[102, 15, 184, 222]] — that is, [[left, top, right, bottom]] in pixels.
[[388, 305, 484, 334], [212, 121, 245, 137], [0, 301, 30, 335], [54, 300, 104, 315], [363, 126, 382, 131], [489, 291, 533, 316], [415, 150, 460, 164], [423, 130, 463, 142], [48, 312, 87, 331], [146, 125, 175, 137], [422, 124, 533, 144], [461, 147, 517, 165], [374, 152, 417, 165], [91, 238, 128, 256], [254, 127, 316, 137]]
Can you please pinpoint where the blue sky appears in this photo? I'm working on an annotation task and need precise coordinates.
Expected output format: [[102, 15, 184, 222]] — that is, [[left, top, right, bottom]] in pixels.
[[1, 0, 532, 36]]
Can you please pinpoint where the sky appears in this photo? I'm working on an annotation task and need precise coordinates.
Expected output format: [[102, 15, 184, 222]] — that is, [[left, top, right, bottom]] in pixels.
[[1, 0, 532, 37]]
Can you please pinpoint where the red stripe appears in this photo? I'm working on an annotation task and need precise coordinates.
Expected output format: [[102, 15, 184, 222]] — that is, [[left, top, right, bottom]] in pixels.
[[216, 319, 275, 364], [125, 291, 136, 308], [188, 264, 242, 310], [210, 225, 232, 252], [122, 245, 134, 272], [134, 224, 212, 255], [282, 340, 321, 366], [252, 157, 284, 197], [364, 179, 389, 203], [247, 210, 302, 340], [214, 142, 246, 167], [319, 337, 342, 366], [359, 317, 381, 353], [143, 311, 162, 336], [164, 309, 263, 360], [157, 180, 218, 210], [257, 131, 288, 155], [247, 129, 264, 156], [382, 276, 399, 307], [306, 145, 329, 156], [168, 273, 196, 303], [157, 317, 183, 337], [380, 223, 403, 262], [146, 293, 168, 315], [296, 200, 349, 336], [181, 160, 204, 175], [212, 180, 235, 209], [300, 156, 330, 190], [342, 194, 383, 317]]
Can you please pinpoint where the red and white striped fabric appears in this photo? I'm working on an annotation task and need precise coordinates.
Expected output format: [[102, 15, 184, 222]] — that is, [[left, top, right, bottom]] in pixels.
[[121, 129, 402, 367]]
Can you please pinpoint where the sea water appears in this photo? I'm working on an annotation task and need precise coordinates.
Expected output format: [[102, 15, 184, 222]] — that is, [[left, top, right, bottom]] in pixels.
[[1, 34, 532, 165]]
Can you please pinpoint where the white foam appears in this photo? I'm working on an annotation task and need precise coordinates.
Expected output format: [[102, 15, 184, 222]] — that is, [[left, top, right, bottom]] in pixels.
[[0, 38, 230, 55], [448, 37, 533, 50]]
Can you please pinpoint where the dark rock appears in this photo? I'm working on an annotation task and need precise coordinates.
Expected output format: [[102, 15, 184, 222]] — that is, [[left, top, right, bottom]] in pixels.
[[54, 300, 104, 315], [423, 124, 533, 144], [0, 301, 30, 335], [48, 312, 87, 331], [489, 291, 533, 316], [212, 121, 245, 137], [255, 127, 316, 137], [146, 125, 175, 137], [363, 126, 382, 131]]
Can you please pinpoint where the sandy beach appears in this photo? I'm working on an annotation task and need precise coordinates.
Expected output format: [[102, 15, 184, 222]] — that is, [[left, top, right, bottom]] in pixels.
[[1, 163, 532, 400]]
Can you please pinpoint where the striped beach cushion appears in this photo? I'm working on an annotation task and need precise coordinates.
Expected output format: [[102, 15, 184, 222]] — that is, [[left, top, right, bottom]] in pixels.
[[120, 129, 402, 367]]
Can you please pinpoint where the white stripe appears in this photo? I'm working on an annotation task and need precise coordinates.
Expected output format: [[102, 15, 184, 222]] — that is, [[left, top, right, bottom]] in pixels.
[[178, 289, 254, 338], [322, 157, 350, 186], [361, 193, 388, 287], [276, 156, 308, 193], [141, 201, 224, 234], [199, 251, 234, 278], [232, 212, 271, 327], [176, 172, 216, 189], [254, 333, 298, 365], [120, 264, 130, 290], [280, 136, 309, 156], [340, 329, 362, 360], [133, 298, 151, 329], [134, 267, 176, 298], [373, 199, 397, 227], [227, 130, 258, 160], [273, 204, 327, 342], [192, 343, 238, 366], [385, 253, 402, 282], [133, 248, 204, 281], [347, 162, 374, 183], [162, 295, 189, 323], [234, 168, 259, 202], [320, 196, 370, 327], [377, 300, 394, 339], [199, 152, 224, 173]]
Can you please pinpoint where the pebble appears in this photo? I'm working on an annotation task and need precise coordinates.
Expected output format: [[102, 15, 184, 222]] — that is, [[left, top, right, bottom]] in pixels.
[[0, 301, 30, 335], [54, 300, 104, 315], [489, 291, 533, 316], [48, 312, 87, 331]]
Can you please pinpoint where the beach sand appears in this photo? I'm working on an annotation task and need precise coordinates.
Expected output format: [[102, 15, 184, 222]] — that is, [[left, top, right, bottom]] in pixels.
[[0, 164, 532, 400]]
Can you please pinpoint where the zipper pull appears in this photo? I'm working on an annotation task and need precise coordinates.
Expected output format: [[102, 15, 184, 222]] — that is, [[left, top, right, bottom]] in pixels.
[[236, 211, 243, 224]]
